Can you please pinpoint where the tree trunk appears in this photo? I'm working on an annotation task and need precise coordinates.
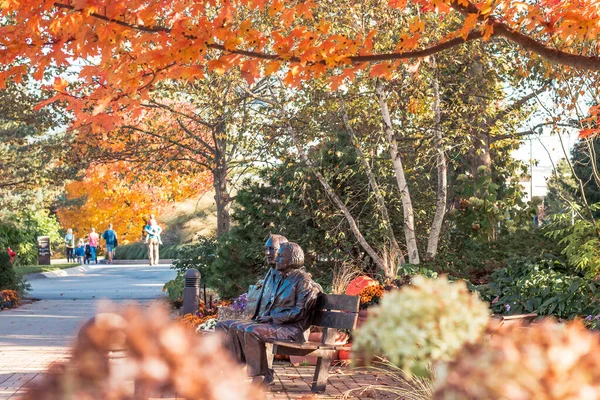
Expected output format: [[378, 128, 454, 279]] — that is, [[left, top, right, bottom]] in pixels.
[[285, 121, 390, 277], [426, 59, 447, 260], [375, 81, 420, 265], [467, 56, 492, 192], [470, 131, 492, 185], [213, 122, 231, 237], [339, 99, 405, 269]]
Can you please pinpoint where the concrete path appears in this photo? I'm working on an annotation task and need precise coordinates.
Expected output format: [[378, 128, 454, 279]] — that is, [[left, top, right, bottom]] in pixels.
[[0, 263, 176, 399]]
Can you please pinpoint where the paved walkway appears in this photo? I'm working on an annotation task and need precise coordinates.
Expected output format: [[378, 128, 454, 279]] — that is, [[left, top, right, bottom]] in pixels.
[[1, 263, 403, 399], [0, 263, 176, 399]]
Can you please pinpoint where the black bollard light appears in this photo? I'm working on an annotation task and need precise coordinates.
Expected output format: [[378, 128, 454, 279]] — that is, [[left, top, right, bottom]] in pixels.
[[182, 269, 201, 315]]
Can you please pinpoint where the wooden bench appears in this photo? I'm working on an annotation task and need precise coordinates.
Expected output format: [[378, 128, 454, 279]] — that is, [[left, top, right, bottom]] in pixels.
[[266, 293, 359, 393]]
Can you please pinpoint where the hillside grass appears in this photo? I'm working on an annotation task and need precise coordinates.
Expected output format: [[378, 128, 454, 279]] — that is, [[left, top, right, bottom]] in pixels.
[[115, 191, 218, 260], [14, 263, 74, 278]]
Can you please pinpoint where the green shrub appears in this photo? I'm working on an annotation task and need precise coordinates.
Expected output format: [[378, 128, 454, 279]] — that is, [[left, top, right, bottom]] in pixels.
[[0, 209, 62, 266], [171, 237, 217, 276], [478, 255, 600, 323], [545, 206, 600, 279], [170, 234, 266, 300], [0, 250, 18, 291], [163, 237, 217, 303], [423, 230, 563, 284], [162, 273, 184, 303]]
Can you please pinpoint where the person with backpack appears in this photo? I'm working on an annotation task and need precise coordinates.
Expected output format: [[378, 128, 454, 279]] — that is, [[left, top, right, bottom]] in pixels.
[[102, 224, 118, 264]]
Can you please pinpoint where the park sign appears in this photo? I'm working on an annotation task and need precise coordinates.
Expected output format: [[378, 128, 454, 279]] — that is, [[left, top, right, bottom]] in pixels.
[[37, 236, 51, 265]]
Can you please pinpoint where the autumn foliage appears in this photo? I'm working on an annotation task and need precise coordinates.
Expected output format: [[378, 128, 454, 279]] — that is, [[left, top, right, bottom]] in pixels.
[[57, 162, 212, 243], [0, 0, 598, 139]]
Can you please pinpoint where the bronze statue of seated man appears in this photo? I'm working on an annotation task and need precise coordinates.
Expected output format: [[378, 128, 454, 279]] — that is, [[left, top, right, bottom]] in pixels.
[[215, 234, 288, 363], [238, 242, 321, 384]]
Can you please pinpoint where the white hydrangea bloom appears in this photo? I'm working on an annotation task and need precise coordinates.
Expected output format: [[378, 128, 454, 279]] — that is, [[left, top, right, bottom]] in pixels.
[[353, 275, 490, 376]]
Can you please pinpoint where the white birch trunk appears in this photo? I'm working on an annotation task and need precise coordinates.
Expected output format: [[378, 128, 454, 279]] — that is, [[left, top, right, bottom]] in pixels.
[[339, 100, 405, 271], [426, 59, 447, 259], [285, 121, 389, 274], [375, 81, 420, 264]]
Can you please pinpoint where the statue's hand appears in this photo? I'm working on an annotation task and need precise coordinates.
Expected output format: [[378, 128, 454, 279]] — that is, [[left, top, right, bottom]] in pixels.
[[256, 315, 273, 323]]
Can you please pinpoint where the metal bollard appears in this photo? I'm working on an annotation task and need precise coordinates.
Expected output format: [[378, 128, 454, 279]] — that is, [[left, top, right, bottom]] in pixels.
[[182, 268, 201, 315]]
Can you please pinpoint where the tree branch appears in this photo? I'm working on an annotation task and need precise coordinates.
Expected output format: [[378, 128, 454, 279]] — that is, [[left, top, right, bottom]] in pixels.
[[492, 122, 580, 142], [53, 1, 600, 71]]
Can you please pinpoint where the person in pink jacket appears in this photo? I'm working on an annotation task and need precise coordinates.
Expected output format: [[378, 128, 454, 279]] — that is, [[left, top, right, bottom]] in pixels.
[[88, 228, 99, 264]]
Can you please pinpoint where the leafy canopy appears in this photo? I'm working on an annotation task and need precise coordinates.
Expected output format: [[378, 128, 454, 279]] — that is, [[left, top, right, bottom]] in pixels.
[[0, 0, 598, 136]]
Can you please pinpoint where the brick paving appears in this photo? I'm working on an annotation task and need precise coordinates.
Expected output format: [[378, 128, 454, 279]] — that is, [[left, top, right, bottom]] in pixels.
[[0, 271, 403, 399], [0, 299, 403, 400], [0, 300, 95, 399], [267, 362, 403, 399]]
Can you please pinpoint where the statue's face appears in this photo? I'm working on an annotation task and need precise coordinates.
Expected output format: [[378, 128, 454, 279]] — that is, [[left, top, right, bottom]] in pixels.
[[275, 246, 293, 272], [264, 237, 278, 265]]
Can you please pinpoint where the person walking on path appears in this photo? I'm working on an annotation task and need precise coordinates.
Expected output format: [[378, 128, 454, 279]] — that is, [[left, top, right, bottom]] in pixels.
[[88, 228, 99, 264], [144, 216, 162, 266], [64, 229, 75, 262], [102, 224, 118, 264], [74, 240, 85, 264]]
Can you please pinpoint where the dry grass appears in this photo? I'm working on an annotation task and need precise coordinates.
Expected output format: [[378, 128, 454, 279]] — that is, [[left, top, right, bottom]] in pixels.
[[343, 359, 434, 400], [160, 191, 218, 243]]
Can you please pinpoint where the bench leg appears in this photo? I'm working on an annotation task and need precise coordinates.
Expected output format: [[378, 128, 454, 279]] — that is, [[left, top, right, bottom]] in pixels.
[[311, 351, 333, 393], [266, 342, 274, 370]]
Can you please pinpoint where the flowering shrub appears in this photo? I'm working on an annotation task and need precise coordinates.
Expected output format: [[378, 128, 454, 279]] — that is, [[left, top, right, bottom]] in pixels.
[[198, 318, 217, 332], [0, 289, 19, 310], [435, 320, 600, 399], [346, 276, 378, 296], [232, 292, 248, 313], [181, 299, 232, 329], [358, 284, 384, 310], [23, 303, 262, 399], [353, 276, 490, 376]]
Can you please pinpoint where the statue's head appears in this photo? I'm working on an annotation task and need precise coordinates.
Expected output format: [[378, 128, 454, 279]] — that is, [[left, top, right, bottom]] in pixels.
[[275, 242, 304, 273], [264, 234, 288, 266]]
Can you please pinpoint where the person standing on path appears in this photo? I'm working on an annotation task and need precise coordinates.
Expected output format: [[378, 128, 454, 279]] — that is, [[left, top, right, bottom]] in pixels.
[[64, 229, 75, 262], [74, 239, 85, 264], [102, 224, 118, 264], [88, 228, 99, 264], [144, 216, 162, 266]]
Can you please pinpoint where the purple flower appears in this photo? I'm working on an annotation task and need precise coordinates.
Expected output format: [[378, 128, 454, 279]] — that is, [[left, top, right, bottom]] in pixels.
[[594, 316, 600, 320], [505, 304, 511, 312], [586, 315, 593, 321], [232, 292, 248, 312]]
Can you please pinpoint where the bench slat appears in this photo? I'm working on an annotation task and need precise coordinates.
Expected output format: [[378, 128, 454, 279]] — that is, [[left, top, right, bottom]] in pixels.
[[314, 294, 360, 312], [271, 340, 352, 351], [312, 310, 358, 330]]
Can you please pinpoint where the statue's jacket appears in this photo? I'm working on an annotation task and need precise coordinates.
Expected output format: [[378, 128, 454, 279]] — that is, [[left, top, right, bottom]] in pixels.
[[261, 268, 321, 341], [251, 267, 281, 319]]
